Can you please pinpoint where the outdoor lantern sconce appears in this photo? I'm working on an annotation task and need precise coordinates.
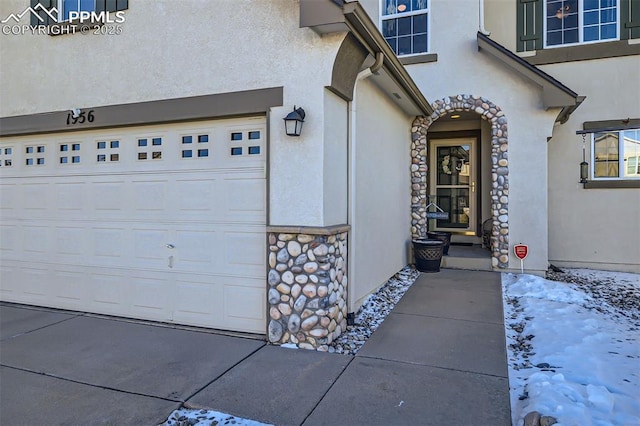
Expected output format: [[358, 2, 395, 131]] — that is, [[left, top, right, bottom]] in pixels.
[[284, 106, 305, 137], [580, 160, 588, 184], [579, 133, 588, 184]]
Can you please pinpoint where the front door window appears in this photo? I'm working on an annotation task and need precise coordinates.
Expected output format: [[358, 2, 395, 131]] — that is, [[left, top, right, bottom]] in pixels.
[[429, 139, 476, 234]]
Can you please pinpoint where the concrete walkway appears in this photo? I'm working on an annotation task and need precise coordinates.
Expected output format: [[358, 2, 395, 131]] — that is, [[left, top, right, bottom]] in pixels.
[[0, 269, 511, 425]]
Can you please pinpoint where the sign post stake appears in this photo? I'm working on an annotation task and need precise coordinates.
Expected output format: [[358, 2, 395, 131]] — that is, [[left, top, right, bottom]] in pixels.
[[513, 244, 529, 274]]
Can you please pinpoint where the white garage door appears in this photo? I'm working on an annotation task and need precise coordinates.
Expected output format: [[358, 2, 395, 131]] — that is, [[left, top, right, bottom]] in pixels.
[[0, 116, 266, 333]]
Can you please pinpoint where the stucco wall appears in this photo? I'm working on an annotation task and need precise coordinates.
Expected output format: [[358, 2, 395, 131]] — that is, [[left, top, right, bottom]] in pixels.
[[0, 0, 347, 228], [350, 77, 412, 310], [543, 57, 640, 273], [484, 0, 517, 51], [323, 90, 349, 226]]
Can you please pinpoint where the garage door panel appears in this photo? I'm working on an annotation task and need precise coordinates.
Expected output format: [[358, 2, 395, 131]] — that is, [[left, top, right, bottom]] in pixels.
[[55, 226, 86, 257], [55, 181, 86, 212], [0, 117, 266, 334], [22, 267, 49, 300], [224, 176, 266, 222], [91, 181, 127, 212], [173, 229, 218, 271], [23, 225, 49, 254], [93, 227, 127, 262], [0, 224, 17, 254], [91, 271, 126, 311], [130, 272, 172, 321], [0, 264, 16, 298], [132, 228, 171, 269], [133, 179, 168, 213], [173, 276, 224, 326], [52, 267, 88, 308], [0, 184, 16, 211], [174, 178, 219, 216], [23, 183, 49, 211], [224, 283, 265, 332], [223, 229, 265, 277]]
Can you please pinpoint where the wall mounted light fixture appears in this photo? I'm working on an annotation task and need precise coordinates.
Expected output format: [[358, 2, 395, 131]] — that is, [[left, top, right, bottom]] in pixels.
[[580, 133, 588, 184], [283, 106, 305, 137]]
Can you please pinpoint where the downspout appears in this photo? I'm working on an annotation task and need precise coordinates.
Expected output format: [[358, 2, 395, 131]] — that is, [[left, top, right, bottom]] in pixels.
[[347, 51, 384, 321], [479, 0, 491, 36]]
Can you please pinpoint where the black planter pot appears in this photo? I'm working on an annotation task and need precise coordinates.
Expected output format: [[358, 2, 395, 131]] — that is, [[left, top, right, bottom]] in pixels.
[[412, 239, 444, 273], [427, 231, 452, 255]]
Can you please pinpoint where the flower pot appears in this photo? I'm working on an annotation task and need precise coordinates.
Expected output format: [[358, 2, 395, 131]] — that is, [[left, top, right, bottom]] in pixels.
[[413, 239, 444, 273], [427, 231, 452, 255]]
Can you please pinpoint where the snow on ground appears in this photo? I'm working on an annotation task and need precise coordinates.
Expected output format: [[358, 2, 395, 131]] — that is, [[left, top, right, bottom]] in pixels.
[[503, 269, 640, 426], [161, 408, 271, 426]]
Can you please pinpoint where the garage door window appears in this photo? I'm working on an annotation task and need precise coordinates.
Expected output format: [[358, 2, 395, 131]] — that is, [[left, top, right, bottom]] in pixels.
[[138, 137, 162, 160], [25, 145, 45, 166], [97, 140, 120, 163], [59, 143, 81, 164], [181, 134, 210, 159], [229, 130, 262, 157], [0, 147, 13, 167]]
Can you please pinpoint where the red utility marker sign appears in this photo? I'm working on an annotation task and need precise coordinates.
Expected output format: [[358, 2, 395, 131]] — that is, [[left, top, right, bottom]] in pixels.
[[514, 244, 528, 274]]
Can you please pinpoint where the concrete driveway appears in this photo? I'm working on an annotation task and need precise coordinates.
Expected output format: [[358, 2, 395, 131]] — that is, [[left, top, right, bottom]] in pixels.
[[0, 269, 511, 425]]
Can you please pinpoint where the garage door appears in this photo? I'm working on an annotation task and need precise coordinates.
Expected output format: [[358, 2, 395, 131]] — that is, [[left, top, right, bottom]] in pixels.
[[0, 116, 266, 333]]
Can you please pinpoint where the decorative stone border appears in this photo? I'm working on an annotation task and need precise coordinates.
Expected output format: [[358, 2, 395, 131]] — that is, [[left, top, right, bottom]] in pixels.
[[411, 95, 509, 269], [266, 225, 349, 351]]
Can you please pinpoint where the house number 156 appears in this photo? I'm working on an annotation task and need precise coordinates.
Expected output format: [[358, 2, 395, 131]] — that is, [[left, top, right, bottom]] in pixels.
[[66, 110, 95, 125]]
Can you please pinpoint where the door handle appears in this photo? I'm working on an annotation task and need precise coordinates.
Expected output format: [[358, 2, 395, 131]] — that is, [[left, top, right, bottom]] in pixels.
[[166, 244, 175, 249], [471, 182, 476, 193]]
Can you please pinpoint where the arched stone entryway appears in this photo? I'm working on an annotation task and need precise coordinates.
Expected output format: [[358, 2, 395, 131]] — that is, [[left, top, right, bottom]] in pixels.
[[411, 95, 509, 269]]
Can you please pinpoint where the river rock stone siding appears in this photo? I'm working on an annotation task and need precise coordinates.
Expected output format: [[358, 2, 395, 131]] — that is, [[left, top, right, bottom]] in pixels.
[[267, 226, 348, 351], [411, 95, 509, 269]]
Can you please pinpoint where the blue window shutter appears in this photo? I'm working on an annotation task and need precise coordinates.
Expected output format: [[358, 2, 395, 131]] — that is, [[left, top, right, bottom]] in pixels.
[[97, 0, 128, 13], [517, 0, 543, 52], [621, 0, 640, 39], [116, 0, 128, 11]]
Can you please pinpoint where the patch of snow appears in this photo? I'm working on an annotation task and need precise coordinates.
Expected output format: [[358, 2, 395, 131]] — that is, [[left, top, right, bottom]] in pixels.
[[280, 343, 298, 349], [503, 270, 640, 426], [160, 408, 271, 426]]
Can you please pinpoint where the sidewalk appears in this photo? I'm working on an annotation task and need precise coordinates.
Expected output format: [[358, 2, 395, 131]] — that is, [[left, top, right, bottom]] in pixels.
[[0, 269, 510, 425]]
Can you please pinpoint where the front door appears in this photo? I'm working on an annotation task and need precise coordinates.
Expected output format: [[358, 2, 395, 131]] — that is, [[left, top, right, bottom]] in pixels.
[[429, 138, 477, 235]]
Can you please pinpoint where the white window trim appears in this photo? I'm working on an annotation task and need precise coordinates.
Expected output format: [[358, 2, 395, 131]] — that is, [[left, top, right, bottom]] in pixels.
[[379, 0, 431, 57], [590, 129, 640, 180], [543, 0, 620, 49]]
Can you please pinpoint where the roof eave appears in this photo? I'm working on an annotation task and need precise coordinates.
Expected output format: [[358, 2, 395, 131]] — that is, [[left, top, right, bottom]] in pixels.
[[300, 0, 433, 116], [477, 32, 584, 123]]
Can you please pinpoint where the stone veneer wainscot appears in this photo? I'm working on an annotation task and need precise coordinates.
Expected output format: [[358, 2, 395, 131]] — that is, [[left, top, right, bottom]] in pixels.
[[411, 94, 510, 269], [266, 225, 349, 351]]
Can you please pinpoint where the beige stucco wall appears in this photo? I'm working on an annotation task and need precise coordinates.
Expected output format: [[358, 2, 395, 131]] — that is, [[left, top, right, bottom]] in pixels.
[[543, 56, 640, 273], [484, 0, 517, 51], [350, 77, 412, 310], [358, 0, 560, 273], [0, 0, 348, 228], [323, 90, 349, 225]]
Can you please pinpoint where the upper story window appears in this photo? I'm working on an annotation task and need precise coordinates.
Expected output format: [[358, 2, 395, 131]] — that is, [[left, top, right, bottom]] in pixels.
[[591, 129, 640, 179], [545, 0, 618, 47], [381, 0, 429, 56], [517, 0, 638, 53], [61, 0, 95, 21]]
